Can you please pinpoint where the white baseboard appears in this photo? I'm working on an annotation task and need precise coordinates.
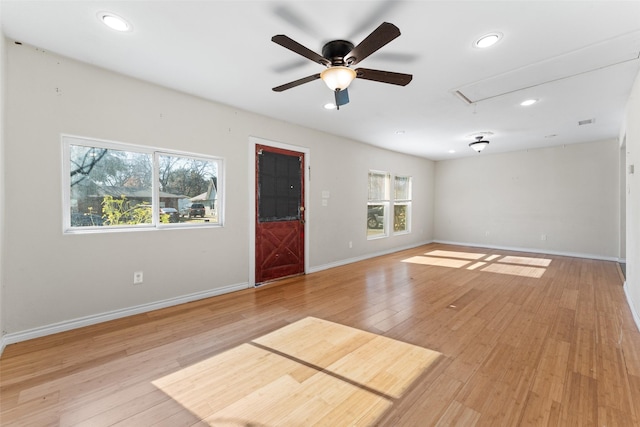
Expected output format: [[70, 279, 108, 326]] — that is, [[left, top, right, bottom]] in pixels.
[[308, 239, 620, 274], [624, 281, 640, 333], [0, 282, 249, 353], [432, 240, 620, 262], [0, 240, 629, 355], [308, 240, 433, 273]]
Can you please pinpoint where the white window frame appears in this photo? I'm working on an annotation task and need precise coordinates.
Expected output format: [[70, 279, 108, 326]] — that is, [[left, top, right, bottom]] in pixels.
[[367, 170, 390, 239], [62, 134, 224, 233], [393, 175, 412, 235]]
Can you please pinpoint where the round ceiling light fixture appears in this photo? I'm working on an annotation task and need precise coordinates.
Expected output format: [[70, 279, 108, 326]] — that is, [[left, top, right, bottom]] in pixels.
[[469, 135, 490, 153], [520, 98, 538, 106], [474, 32, 502, 49], [98, 12, 132, 32]]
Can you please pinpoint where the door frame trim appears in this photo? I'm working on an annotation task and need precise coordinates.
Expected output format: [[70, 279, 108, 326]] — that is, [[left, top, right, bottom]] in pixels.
[[248, 136, 310, 287]]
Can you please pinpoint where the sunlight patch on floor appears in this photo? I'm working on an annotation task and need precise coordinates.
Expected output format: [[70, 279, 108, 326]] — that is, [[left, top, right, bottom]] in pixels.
[[424, 250, 487, 260], [481, 263, 547, 278], [499, 256, 552, 267], [402, 250, 551, 279], [153, 317, 440, 426], [466, 261, 487, 270], [402, 256, 471, 268]]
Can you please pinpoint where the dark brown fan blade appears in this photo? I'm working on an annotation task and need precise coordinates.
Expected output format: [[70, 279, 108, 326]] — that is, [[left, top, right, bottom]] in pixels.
[[345, 22, 401, 66], [272, 73, 321, 92], [355, 68, 412, 86], [271, 35, 330, 66]]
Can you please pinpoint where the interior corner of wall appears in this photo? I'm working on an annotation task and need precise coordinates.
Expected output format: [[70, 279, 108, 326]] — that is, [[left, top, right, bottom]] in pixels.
[[624, 281, 640, 333]]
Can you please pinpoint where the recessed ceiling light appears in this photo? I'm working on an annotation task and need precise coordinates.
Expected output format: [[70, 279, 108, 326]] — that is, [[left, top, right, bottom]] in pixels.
[[323, 103, 336, 110], [448, 149, 456, 154], [98, 12, 132, 32], [474, 32, 502, 49], [520, 99, 538, 106]]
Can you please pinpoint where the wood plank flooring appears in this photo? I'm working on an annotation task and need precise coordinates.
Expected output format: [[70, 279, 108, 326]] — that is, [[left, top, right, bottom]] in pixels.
[[1, 243, 640, 426], [152, 317, 440, 425]]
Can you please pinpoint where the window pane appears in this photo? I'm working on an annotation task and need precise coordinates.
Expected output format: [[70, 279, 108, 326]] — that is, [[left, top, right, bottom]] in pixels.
[[394, 176, 411, 201], [394, 204, 409, 232], [367, 171, 390, 239], [66, 137, 223, 232], [69, 144, 152, 227], [368, 172, 389, 201], [367, 203, 387, 238], [158, 154, 219, 224]]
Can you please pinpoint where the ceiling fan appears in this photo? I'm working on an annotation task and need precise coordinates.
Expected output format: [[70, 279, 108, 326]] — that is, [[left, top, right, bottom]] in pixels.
[[271, 22, 412, 109]]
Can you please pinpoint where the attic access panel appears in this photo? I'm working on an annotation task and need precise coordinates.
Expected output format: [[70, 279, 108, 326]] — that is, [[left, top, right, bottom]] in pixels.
[[455, 30, 640, 104]]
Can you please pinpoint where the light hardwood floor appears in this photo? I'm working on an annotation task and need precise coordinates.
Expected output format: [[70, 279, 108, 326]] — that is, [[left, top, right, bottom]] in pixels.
[[1, 243, 640, 426]]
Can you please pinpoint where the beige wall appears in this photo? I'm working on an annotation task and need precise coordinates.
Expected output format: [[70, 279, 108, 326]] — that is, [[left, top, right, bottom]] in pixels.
[[0, 30, 6, 347], [623, 70, 640, 328], [434, 139, 620, 259], [2, 42, 434, 337]]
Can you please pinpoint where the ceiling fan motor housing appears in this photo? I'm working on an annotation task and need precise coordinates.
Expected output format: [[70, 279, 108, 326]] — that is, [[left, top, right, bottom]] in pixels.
[[322, 40, 355, 66]]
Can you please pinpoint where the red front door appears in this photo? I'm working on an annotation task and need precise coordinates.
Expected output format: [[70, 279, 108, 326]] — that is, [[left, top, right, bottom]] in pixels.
[[255, 144, 305, 284]]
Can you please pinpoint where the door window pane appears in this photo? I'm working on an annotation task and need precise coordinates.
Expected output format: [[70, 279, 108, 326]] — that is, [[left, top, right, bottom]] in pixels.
[[258, 151, 302, 222]]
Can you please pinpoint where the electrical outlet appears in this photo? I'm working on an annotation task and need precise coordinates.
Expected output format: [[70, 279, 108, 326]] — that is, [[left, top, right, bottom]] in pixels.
[[133, 271, 143, 285], [540, 234, 547, 241]]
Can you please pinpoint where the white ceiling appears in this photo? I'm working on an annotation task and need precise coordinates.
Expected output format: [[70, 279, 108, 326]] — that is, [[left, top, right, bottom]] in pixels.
[[2, 0, 640, 160]]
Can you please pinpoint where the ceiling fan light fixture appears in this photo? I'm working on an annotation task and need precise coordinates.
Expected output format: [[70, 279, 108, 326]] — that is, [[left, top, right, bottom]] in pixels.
[[320, 66, 357, 91], [469, 136, 490, 153]]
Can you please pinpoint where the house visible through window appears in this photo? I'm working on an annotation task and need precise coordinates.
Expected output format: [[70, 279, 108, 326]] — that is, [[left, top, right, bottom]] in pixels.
[[63, 136, 223, 232]]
